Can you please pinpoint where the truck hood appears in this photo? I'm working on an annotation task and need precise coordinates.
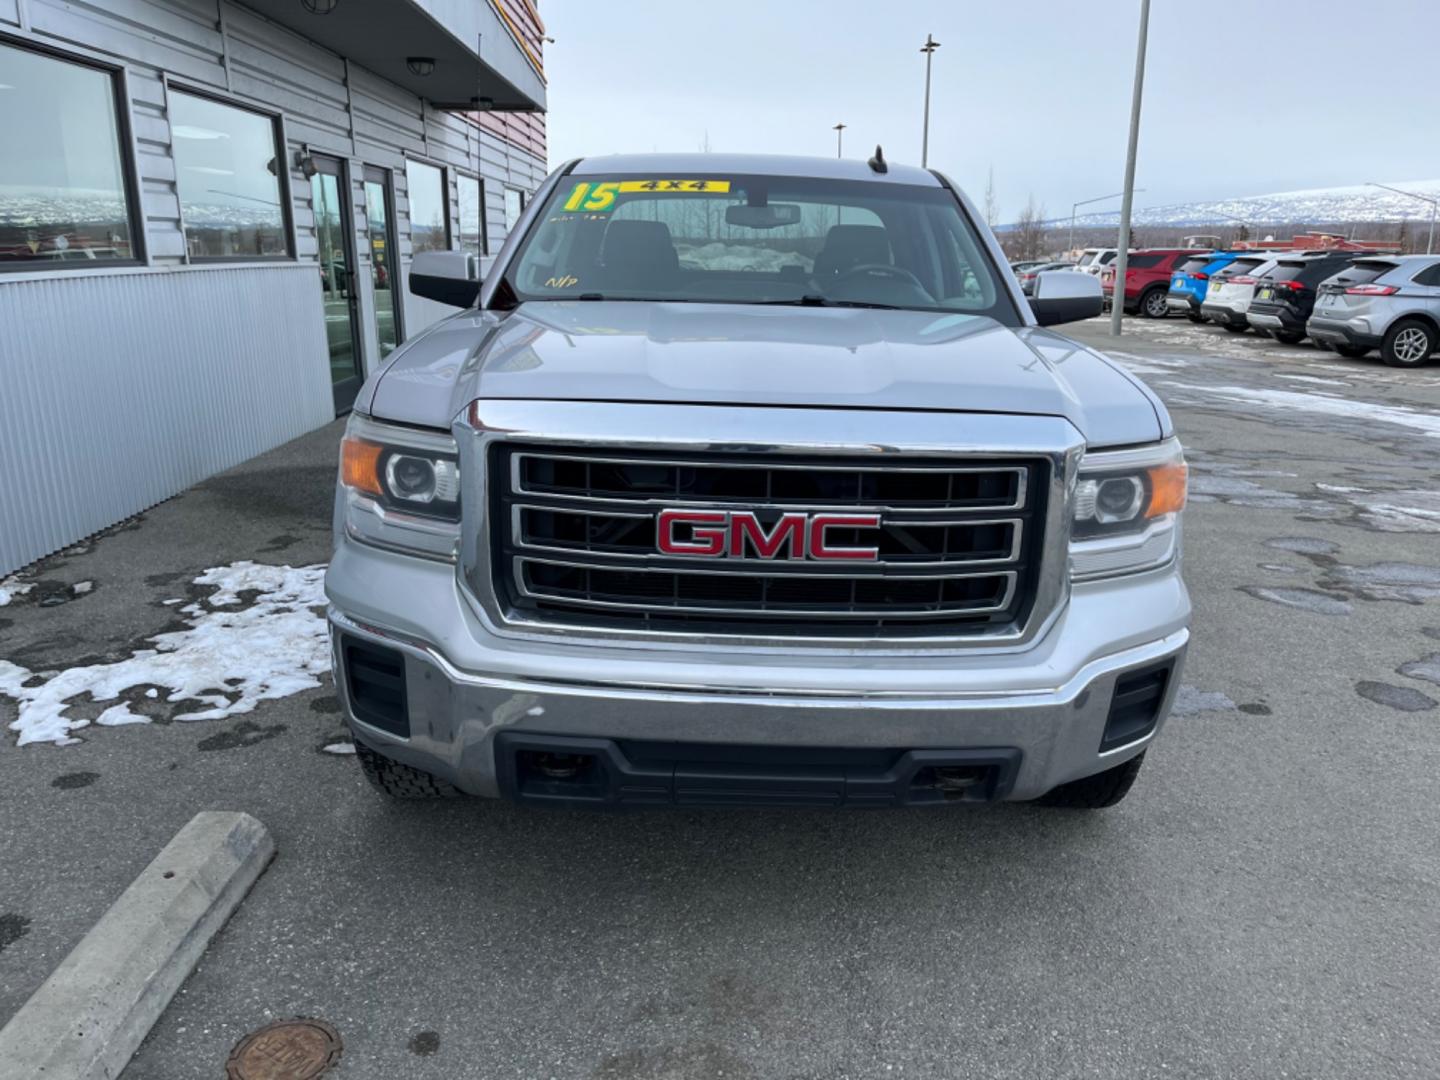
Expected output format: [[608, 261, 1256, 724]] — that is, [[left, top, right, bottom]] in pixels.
[[364, 301, 1166, 447]]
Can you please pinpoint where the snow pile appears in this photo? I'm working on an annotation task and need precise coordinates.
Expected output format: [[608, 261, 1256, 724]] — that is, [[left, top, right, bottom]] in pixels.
[[677, 242, 811, 273], [0, 576, 33, 607], [0, 562, 329, 747]]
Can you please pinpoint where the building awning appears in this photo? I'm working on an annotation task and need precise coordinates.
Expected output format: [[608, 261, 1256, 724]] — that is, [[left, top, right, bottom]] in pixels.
[[242, 0, 546, 112]]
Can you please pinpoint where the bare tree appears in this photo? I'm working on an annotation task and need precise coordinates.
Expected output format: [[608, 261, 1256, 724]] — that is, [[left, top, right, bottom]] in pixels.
[[1012, 194, 1049, 261], [982, 166, 999, 227]]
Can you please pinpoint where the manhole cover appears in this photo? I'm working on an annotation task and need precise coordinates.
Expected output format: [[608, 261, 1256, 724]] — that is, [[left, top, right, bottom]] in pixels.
[[226, 1018, 342, 1080]]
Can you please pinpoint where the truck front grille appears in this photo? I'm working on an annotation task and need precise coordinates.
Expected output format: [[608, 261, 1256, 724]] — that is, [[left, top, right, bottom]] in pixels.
[[489, 446, 1047, 638]]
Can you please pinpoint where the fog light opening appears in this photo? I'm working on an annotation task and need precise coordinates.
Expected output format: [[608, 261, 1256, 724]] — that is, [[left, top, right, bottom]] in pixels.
[[530, 752, 593, 780]]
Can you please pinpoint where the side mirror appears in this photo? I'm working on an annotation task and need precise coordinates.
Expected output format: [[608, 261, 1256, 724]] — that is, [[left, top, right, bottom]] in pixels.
[[410, 250, 480, 307], [1028, 270, 1103, 326]]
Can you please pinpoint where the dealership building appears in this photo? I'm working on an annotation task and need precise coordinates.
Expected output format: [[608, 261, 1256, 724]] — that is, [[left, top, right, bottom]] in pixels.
[[0, 0, 548, 574]]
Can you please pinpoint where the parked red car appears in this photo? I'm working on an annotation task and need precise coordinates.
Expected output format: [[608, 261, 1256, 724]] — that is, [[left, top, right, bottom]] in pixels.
[[1102, 249, 1213, 318]]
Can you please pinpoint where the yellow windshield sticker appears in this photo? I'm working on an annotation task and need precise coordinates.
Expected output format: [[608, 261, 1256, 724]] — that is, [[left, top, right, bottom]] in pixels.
[[561, 179, 731, 213]]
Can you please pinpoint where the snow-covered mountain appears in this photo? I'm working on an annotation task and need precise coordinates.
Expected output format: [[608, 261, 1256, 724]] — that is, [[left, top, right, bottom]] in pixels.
[[1026, 180, 1440, 230]]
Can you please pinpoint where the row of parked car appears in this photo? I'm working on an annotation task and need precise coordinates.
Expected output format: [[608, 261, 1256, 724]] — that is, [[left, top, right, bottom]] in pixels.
[[1010, 248, 1440, 367], [1168, 250, 1440, 367]]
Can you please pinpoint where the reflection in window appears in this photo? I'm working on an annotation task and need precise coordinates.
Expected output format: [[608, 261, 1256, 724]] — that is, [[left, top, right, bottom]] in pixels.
[[458, 174, 485, 257], [504, 187, 525, 233], [364, 176, 400, 358], [0, 42, 135, 265], [170, 90, 286, 258], [406, 160, 448, 253]]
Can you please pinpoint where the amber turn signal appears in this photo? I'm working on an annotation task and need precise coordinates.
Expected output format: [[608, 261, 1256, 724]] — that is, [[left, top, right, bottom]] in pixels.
[[1145, 462, 1188, 518], [341, 437, 384, 496]]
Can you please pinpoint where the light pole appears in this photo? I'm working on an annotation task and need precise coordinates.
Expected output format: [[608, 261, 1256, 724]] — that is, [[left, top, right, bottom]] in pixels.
[[920, 33, 940, 168], [833, 122, 846, 159], [1109, 0, 1150, 337], [1069, 190, 1141, 254], [1367, 181, 1438, 254]]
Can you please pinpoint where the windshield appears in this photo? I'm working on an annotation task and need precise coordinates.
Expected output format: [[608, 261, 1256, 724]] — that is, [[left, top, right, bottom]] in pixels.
[[1075, 251, 1096, 267], [503, 173, 1019, 323]]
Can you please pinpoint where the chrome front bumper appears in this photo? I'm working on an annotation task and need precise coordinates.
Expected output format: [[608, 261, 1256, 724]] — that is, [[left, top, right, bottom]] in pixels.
[[326, 538, 1191, 802]]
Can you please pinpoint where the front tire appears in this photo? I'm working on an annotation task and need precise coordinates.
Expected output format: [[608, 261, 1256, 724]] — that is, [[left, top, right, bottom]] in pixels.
[[1382, 319, 1436, 368], [1035, 753, 1145, 809], [1222, 323, 1248, 334], [1186, 310, 1204, 323], [1274, 330, 1305, 345], [1140, 289, 1169, 319], [355, 742, 461, 799], [1333, 343, 1370, 358]]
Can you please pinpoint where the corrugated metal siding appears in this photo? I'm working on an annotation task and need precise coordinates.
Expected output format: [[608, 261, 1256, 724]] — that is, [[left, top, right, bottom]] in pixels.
[[0, 267, 333, 574], [0, 0, 547, 572]]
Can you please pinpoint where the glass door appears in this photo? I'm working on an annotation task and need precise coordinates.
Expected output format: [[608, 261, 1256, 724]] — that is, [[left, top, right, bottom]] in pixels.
[[311, 155, 362, 413], [363, 166, 403, 360]]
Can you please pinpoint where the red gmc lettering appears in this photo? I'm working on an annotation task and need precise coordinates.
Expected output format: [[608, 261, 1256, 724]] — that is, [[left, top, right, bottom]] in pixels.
[[657, 509, 728, 556], [808, 514, 882, 561], [729, 512, 807, 559], [659, 510, 880, 561]]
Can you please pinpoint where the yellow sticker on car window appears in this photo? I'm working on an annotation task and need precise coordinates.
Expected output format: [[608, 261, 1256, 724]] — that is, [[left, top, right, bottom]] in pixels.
[[561, 179, 731, 213]]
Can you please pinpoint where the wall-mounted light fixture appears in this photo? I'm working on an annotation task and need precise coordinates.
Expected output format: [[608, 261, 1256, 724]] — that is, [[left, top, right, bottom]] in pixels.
[[406, 57, 436, 77], [295, 146, 319, 179], [300, 0, 339, 14]]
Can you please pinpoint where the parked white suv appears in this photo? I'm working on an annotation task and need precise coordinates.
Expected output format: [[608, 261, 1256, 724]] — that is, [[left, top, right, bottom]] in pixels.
[[1308, 255, 1440, 366], [1074, 247, 1122, 276], [1200, 255, 1279, 332]]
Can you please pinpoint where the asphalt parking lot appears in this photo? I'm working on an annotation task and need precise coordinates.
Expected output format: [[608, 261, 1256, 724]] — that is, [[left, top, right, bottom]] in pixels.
[[3, 314, 1439, 1079]]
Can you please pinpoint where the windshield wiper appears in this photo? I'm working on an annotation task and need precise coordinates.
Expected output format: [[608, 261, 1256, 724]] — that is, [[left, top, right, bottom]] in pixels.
[[757, 296, 905, 310]]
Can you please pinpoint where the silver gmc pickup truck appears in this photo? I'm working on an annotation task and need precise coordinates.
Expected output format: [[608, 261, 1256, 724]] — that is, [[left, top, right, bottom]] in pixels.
[[326, 153, 1190, 811]]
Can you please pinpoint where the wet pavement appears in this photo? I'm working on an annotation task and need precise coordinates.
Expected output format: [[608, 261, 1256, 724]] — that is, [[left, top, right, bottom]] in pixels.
[[2, 315, 1439, 1078]]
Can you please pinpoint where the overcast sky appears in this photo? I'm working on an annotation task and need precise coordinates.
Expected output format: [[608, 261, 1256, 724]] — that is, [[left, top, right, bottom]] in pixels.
[[540, 0, 1440, 222]]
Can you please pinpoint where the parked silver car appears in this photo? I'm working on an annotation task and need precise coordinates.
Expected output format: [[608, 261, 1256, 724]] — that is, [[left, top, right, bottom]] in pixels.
[[1307, 254, 1440, 366], [1200, 255, 1279, 332], [328, 153, 1189, 812]]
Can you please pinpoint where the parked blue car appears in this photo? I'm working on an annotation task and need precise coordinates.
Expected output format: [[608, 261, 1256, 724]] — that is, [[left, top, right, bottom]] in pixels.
[[1166, 252, 1245, 321]]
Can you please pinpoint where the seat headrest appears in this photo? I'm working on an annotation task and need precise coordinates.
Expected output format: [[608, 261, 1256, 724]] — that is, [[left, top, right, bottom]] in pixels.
[[814, 224, 891, 279], [600, 220, 680, 272]]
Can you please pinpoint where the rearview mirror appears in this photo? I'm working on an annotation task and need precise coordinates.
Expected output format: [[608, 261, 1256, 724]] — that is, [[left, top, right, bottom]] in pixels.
[[410, 250, 480, 307], [1028, 270, 1103, 326], [725, 204, 802, 229]]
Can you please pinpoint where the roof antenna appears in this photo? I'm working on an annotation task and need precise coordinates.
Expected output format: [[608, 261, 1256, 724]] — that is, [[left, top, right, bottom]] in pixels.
[[867, 145, 887, 174]]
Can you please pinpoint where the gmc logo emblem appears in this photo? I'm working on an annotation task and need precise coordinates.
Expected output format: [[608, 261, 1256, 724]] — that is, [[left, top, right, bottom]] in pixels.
[[658, 509, 881, 561]]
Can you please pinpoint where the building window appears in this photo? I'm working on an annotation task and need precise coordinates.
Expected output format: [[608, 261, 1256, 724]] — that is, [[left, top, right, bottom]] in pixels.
[[504, 187, 525, 233], [170, 89, 287, 259], [406, 160, 448, 253], [0, 40, 138, 266], [457, 173, 486, 257]]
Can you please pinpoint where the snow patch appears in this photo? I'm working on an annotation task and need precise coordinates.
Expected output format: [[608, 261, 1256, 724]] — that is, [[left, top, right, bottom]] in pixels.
[[1172, 686, 1238, 717], [0, 577, 33, 607], [322, 741, 356, 755], [1161, 382, 1440, 439], [0, 561, 329, 747]]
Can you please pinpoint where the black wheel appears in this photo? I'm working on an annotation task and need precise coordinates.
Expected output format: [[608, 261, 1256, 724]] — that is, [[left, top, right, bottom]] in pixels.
[[1382, 318, 1436, 368], [355, 741, 461, 799], [1222, 323, 1248, 334], [1186, 311, 1204, 323], [1035, 752, 1146, 809], [1140, 289, 1169, 319], [1333, 343, 1370, 359], [1274, 330, 1305, 345]]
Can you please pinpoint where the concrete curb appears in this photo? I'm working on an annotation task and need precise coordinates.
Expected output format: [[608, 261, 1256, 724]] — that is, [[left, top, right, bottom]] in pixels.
[[0, 811, 274, 1080]]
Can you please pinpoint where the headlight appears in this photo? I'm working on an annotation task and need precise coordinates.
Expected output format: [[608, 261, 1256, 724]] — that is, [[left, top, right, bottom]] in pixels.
[[339, 414, 461, 560], [1070, 438, 1186, 580]]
